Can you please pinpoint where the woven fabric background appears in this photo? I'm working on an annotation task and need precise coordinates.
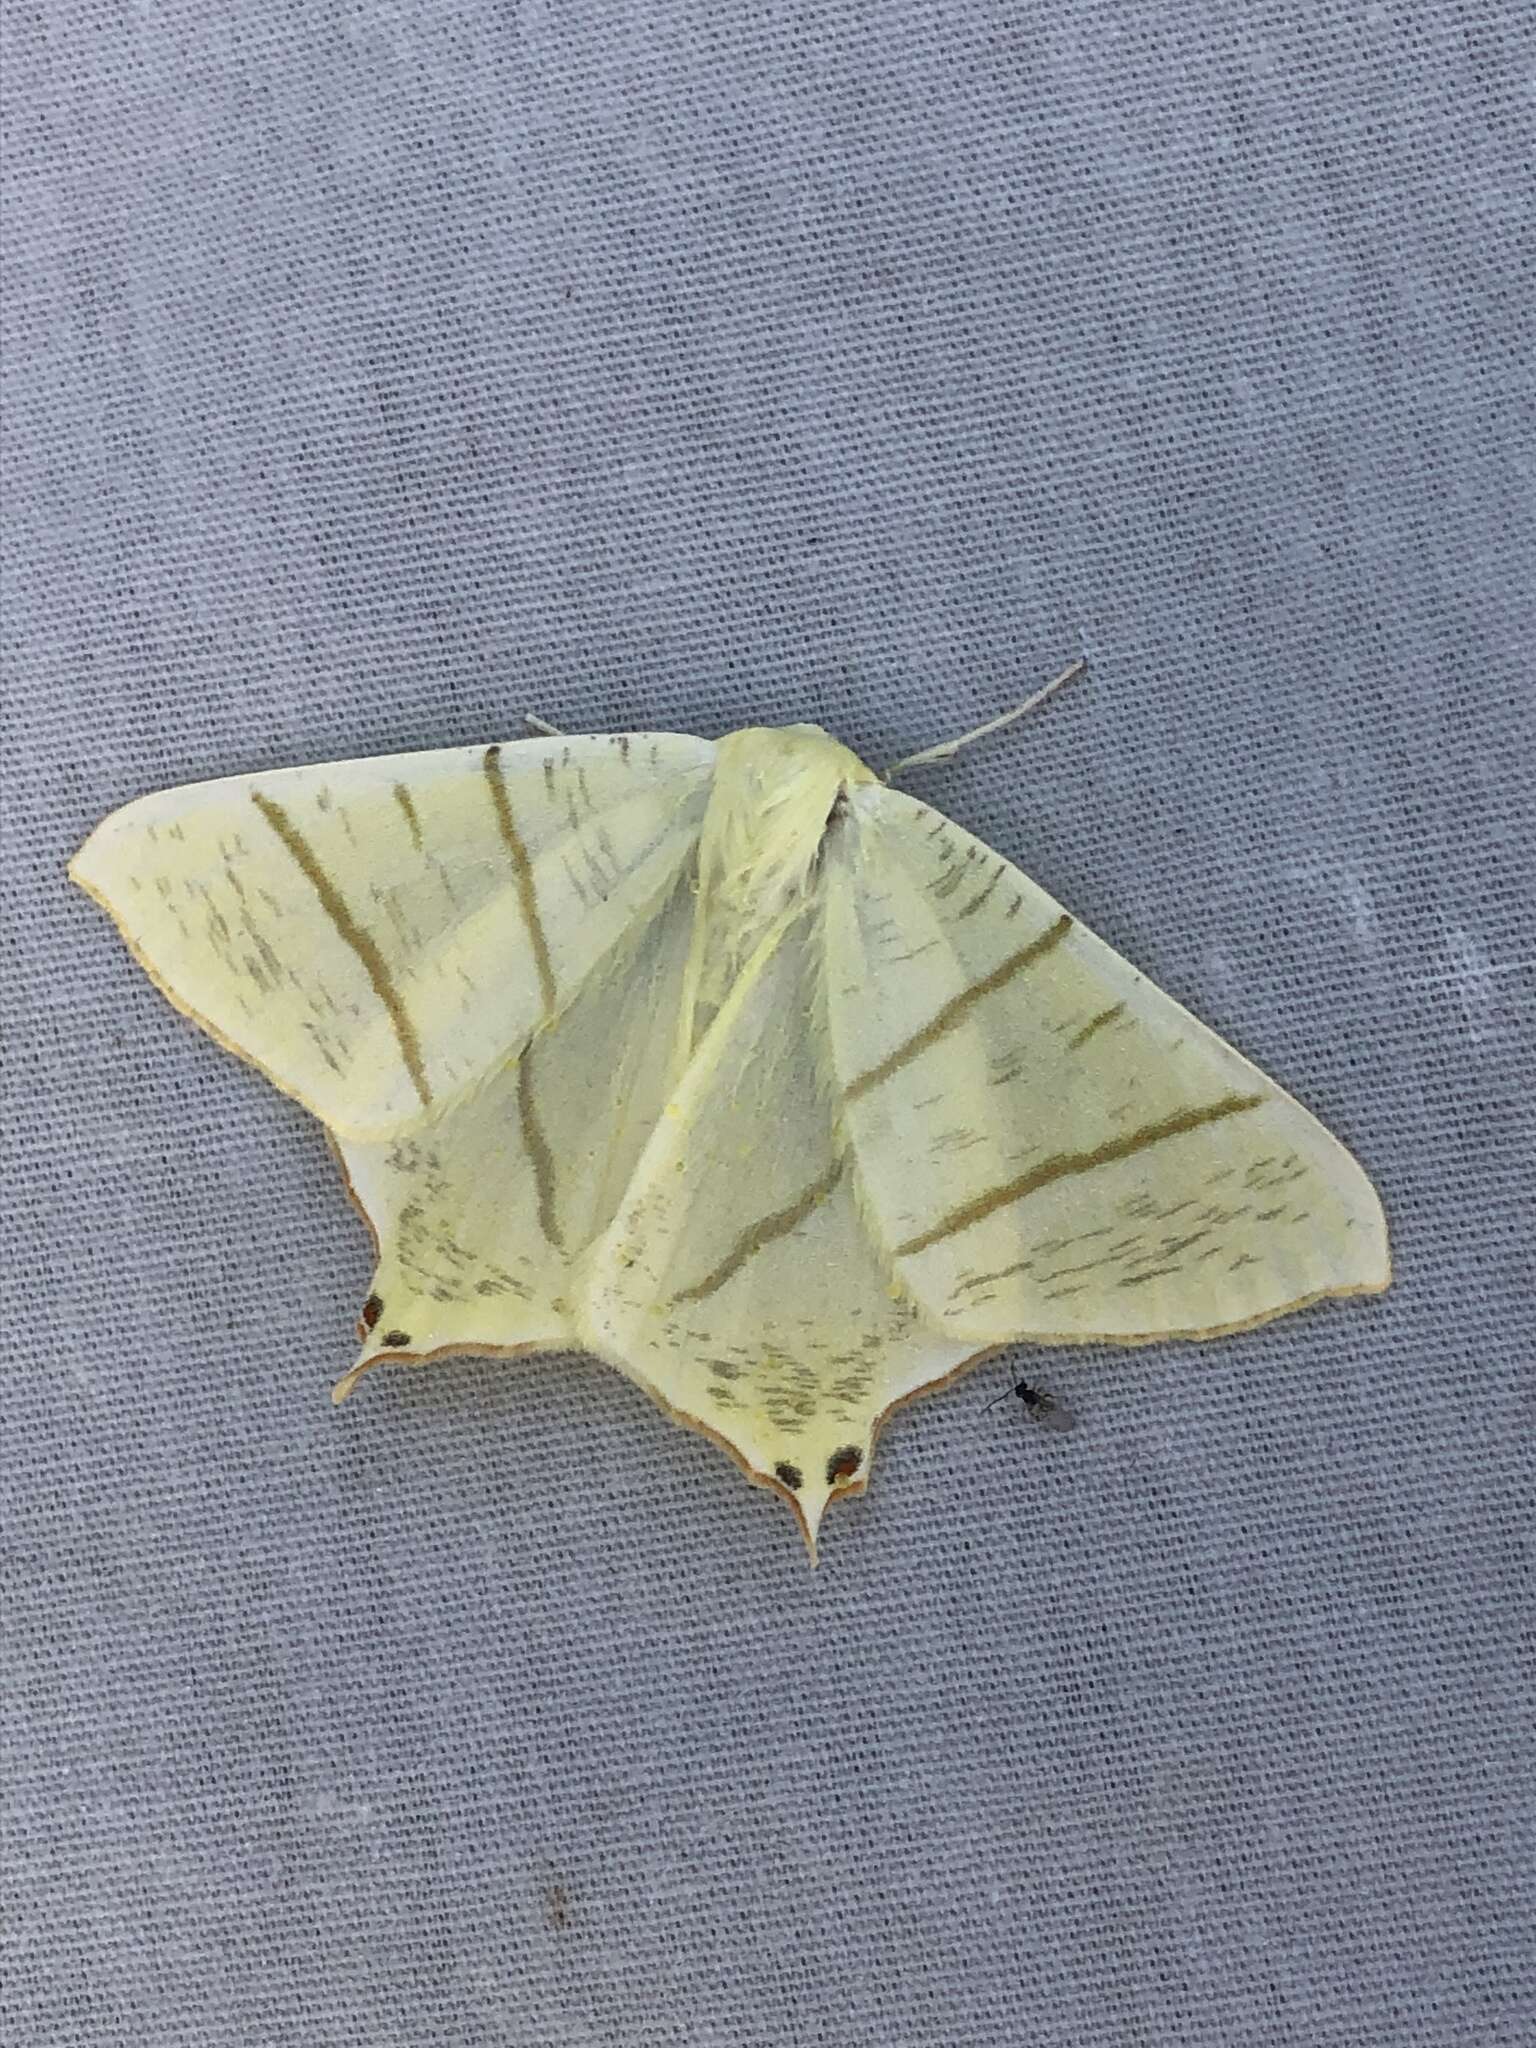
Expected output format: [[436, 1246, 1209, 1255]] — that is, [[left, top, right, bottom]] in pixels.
[[3, 4, 1531, 2044]]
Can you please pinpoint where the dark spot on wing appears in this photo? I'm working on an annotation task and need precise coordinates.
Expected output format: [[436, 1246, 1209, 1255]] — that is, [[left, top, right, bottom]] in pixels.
[[774, 1460, 804, 1492], [359, 1293, 383, 1332], [382, 1329, 412, 1348], [826, 1445, 862, 1484]]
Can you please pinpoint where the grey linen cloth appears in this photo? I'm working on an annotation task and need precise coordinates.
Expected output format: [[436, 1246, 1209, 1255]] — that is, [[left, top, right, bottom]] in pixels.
[[4, 4, 1530, 2042]]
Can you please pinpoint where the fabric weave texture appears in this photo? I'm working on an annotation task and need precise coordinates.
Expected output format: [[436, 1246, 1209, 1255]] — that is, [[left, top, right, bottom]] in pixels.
[[3, 4, 1531, 2043]]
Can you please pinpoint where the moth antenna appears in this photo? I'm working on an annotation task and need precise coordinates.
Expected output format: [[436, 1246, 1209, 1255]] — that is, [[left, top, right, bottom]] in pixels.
[[524, 713, 563, 737], [885, 658, 1085, 780]]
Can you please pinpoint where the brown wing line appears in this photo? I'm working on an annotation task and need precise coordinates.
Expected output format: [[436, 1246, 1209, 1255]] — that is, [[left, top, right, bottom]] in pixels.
[[483, 744, 557, 1020], [250, 789, 433, 1109], [844, 912, 1073, 1101], [894, 1095, 1268, 1258]]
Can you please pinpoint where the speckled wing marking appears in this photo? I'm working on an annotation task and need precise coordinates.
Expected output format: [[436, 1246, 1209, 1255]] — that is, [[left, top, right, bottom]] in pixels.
[[822, 785, 1390, 1346], [576, 907, 975, 1553], [70, 734, 715, 1141]]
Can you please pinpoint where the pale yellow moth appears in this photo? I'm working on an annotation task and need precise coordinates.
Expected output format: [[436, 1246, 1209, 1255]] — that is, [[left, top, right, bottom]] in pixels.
[[70, 671, 1390, 1557]]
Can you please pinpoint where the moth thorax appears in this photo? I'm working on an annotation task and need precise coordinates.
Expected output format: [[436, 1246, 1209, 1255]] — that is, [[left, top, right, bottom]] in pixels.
[[685, 725, 874, 1012], [702, 723, 871, 914]]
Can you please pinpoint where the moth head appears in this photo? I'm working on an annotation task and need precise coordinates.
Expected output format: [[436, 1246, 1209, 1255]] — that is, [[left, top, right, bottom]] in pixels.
[[719, 721, 874, 796]]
